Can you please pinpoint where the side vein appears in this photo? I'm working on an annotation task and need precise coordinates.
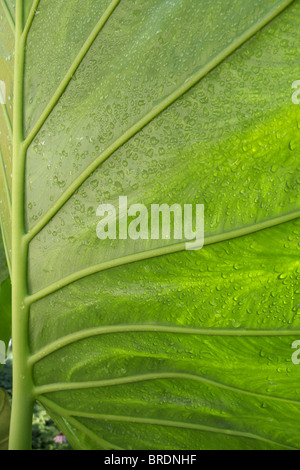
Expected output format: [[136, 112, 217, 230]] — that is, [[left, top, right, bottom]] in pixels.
[[28, 323, 300, 366], [23, 0, 121, 150], [0, 211, 11, 276], [67, 416, 124, 450], [33, 371, 300, 407], [22, 0, 41, 41], [0, 146, 12, 210], [1, 0, 15, 33], [38, 397, 124, 450], [37, 396, 297, 450], [25, 209, 300, 305], [24, 0, 295, 244], [1, 103, 13, 139]]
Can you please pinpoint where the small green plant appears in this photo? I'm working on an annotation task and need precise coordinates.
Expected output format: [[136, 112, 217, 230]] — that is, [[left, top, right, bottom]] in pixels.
[[0, 0, 300, 450]]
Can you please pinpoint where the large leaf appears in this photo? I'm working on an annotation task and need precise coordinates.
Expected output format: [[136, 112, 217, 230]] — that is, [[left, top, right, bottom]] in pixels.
[[0, 389, 11, 450], [1, 0, 300, 450], [0, 231, 11, 371], [0, 232, 11, 449]]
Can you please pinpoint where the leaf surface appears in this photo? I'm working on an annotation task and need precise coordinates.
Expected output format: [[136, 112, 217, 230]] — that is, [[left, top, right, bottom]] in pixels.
[[1, 0, 300, 450], [0, 232, 11, 372], [0, 388, 11, 450]]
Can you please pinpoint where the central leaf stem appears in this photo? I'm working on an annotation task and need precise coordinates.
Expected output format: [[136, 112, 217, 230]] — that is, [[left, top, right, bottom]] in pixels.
[[9, 0, 34, 451]]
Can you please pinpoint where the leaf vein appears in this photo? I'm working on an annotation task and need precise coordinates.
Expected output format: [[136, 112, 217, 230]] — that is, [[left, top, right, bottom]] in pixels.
[[1, 103, 13, 139], [37, 397, 298, 450], [26, 210, 300, 304], [0, 212, 11, 276], [23, 0, 121, 150], [22, 0, 41, 41], [34, 372, 300, 408], [24, 0, 295, 243], [0, 0, 15, 34], [0, 146, 12, 210], [67, 416, 124, 450], [28, 323, 300, 366]]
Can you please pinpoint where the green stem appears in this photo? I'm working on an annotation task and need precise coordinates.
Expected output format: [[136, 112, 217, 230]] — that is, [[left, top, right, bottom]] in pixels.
[[9, 0, 34, 451]]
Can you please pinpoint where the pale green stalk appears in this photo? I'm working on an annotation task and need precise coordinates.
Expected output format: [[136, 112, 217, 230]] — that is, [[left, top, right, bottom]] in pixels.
[[9, 0, 34, 450]]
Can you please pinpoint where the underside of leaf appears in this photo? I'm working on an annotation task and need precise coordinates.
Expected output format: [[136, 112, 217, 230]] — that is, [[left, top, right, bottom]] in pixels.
[[0, 0, 300, 450]]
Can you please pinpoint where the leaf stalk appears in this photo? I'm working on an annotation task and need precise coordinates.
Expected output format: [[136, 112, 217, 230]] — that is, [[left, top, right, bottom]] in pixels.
[[9, 0, 34, 451]]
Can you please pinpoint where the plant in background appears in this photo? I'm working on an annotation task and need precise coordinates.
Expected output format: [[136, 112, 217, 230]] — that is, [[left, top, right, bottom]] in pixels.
[[0, 388, 10, 450], [53, 433, 67, 445], [0, 0, 300, 451], [0, 220, 11, 450]]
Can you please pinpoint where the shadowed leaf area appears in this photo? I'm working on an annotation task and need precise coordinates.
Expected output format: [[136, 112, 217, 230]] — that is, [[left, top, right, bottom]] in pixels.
[[0, 388, 10, 450], [0, 232, 11, 375]]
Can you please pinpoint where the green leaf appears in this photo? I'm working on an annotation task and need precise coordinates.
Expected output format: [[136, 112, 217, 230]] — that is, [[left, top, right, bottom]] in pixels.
[[0, 231, 11, 372], [0, 389, 11, 451], [0, 228, 9, 286], [0, 279, 11, 356], [1, 0, 300, 450]]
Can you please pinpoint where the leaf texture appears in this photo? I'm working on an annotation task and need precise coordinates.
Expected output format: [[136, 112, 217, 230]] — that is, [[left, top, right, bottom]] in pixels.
[[0, 0, 300, 450], [0, 232, 11, 374], [0, 388, 11, 450]]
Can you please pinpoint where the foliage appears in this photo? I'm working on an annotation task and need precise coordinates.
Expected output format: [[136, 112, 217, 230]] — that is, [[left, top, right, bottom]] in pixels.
[[0, 230, 11, 373], [0, 0, 300, 450], [0, 360, 71, 450]]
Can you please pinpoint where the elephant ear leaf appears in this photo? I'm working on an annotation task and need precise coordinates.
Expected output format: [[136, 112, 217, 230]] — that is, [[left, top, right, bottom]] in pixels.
[[1, 0, 300, 450], [0, 389, 11, 451], [0, 231, 11, 373]]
